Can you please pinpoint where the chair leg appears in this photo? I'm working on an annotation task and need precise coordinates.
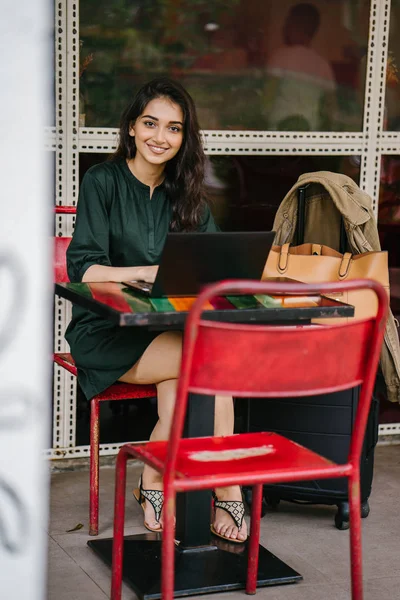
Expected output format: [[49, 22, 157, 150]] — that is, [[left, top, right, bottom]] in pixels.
[[246, 484, 263, 595], [348, 471, 363, 600], [89, 398, 100, 536], [161, 484, 176, 600], [111, 449, 128, 600]]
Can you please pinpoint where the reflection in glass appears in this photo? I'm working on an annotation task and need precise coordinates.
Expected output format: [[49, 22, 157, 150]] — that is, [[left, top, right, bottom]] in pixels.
[[205, 154, 360, 231], [379, 157, 400, 305], [265, 3, 337, 131], [79, 0, 368, 131], [378, 155, 400, 422], [80, 153, 360, 233], [385, 3, 400, 130], [378, 156, 400, 370]]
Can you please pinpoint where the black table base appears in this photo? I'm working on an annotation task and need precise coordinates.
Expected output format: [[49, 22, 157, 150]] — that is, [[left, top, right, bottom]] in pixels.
[[88, 533, 302, 599]]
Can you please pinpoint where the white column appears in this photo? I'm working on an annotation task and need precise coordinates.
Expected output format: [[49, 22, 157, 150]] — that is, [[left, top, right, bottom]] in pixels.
[[0, 1, 52, 599]]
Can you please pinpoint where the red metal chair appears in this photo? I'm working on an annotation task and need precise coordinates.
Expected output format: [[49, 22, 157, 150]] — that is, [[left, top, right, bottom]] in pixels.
[[54, 207, 156, 536], [110, 278, 388, 600]]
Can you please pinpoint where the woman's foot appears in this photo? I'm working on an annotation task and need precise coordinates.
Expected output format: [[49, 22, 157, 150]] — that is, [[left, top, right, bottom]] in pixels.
[[212, 485, 248, 543], [133, 474, 164, 532]]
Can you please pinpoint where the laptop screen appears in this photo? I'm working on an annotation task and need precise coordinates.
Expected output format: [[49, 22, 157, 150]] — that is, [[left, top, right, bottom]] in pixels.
[[123, 231, 275, 297]]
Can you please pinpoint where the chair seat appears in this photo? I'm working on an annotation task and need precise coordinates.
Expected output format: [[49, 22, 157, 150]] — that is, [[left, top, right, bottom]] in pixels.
[[126, 432, 347, 487], [95, 382, 156, 401], [54, 352, 156, 400]]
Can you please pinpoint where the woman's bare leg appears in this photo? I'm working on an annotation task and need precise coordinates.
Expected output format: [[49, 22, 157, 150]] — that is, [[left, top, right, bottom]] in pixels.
[[213, 396, 248, 542], [119, 330, 247, 539], [119, 331, 182, 530]]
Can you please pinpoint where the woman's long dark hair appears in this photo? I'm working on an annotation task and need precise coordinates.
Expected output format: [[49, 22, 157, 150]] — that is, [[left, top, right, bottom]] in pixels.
[[113, 78, 207, 231]]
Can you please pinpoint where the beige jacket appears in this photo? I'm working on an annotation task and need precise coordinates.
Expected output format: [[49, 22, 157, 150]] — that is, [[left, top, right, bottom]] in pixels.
[[272, 171, 400, 404]]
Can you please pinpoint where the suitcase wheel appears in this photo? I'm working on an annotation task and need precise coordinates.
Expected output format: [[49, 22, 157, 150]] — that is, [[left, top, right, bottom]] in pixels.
[[335, 502, 350, 530], [361, 500, 370, 519]]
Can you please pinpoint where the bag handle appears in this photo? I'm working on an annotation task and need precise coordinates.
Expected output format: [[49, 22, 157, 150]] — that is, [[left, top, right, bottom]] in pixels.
[[278, 245, 353, 277], [339, 252, 352, 279], [277, 243, 290, 273], [295, 185, 348, 253]]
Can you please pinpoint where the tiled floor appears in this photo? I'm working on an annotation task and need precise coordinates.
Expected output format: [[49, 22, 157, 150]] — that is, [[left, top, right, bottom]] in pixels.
[[47, 444, 400, 600]]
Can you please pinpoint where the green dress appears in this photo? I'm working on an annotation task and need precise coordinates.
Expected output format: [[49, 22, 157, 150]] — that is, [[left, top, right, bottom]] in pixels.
[[65, 158, 218, 400]]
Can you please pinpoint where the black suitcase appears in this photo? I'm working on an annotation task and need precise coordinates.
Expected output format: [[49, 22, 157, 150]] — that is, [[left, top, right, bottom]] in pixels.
[[241, 389, 379, 529], [242, 185, 380, 530]]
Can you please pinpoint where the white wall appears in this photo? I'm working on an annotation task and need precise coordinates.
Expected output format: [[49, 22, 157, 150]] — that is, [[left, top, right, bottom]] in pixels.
[[0, 1, 52, 598]]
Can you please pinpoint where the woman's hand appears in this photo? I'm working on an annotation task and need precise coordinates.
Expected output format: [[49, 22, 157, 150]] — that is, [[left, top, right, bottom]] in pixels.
[[137, 265, 159, 283]]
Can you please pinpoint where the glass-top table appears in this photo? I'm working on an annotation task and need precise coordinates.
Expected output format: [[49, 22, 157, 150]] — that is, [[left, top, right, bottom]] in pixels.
[[55, 281, 354, 327]]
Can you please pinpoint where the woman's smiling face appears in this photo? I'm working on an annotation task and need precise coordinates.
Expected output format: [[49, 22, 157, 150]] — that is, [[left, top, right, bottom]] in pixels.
[[129, 97, 184, 167]]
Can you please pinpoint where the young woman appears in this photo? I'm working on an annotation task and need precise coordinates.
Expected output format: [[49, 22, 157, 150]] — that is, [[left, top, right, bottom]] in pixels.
[[66, 78, 247, 543]]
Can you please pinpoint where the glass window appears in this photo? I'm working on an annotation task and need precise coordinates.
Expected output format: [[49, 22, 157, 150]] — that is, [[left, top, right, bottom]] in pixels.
[[379, 156, 400, 316], [80, 152, 360, 232], [79, 0, 369, 131], [384, 2, 400, 130], [378, 156, 400, 421], [205, 154, 360, 230]]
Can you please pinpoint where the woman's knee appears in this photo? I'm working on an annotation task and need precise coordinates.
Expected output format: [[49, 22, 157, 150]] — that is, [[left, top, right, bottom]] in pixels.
[[120, 330, 183, 385]]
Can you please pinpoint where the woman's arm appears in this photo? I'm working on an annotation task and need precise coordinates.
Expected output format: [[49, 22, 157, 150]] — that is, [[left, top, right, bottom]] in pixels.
[[67, 168, 158, 284], [82, 264, 158, 283]]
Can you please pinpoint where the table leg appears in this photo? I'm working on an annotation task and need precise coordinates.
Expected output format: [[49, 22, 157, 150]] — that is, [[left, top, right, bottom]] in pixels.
[[176, 393, 214, 547]]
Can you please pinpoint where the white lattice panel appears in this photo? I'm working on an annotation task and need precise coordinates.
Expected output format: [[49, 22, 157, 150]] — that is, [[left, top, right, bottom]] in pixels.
[[360, 0, 390, 216], [53, 0, 77, 452], [78, 128, 365, 154], [79, 127, 119, 152], [380, 132, 400, 154], [46, 440, 142, 460], [379, 423, 400, 436]]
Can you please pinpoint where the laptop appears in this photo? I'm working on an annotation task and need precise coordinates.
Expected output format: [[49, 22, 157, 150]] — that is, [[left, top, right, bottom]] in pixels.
[[122, 231, 275, 298]]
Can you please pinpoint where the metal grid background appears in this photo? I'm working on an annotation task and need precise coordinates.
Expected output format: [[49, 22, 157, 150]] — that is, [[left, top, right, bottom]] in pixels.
[[50, 0, 400, 459]]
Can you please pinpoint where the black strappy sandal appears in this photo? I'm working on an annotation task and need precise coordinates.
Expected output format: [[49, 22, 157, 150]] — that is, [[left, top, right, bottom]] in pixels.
[[133, 476, 164, 533], [211, 492, 247, 544]]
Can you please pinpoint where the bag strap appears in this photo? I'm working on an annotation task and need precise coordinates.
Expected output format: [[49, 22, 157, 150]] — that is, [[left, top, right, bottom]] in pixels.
[[295, 185, 307, 246], [295, 184, 347, 253], [339, 217, 347, 254]]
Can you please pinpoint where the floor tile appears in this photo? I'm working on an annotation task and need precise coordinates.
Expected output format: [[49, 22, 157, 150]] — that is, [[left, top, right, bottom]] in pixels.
[[47, 535, 108, 600]]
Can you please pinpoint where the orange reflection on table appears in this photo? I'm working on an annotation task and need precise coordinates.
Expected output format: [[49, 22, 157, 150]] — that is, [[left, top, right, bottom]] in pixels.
[[271, 295, 320, 308]]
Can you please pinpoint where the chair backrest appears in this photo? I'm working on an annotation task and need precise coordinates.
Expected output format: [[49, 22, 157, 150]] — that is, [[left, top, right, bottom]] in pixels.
[[54, 205, 75, 282], [54, 236, 71, 282], [166, 279, 388, 475]]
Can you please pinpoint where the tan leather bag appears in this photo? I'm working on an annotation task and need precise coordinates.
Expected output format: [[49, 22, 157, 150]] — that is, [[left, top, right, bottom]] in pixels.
[[263, 243, 390, 322]]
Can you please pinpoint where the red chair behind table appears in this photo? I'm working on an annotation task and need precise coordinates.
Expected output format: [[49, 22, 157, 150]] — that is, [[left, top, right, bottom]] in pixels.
[[111, 278, 388, 600], [54, 205, 156, 536]]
